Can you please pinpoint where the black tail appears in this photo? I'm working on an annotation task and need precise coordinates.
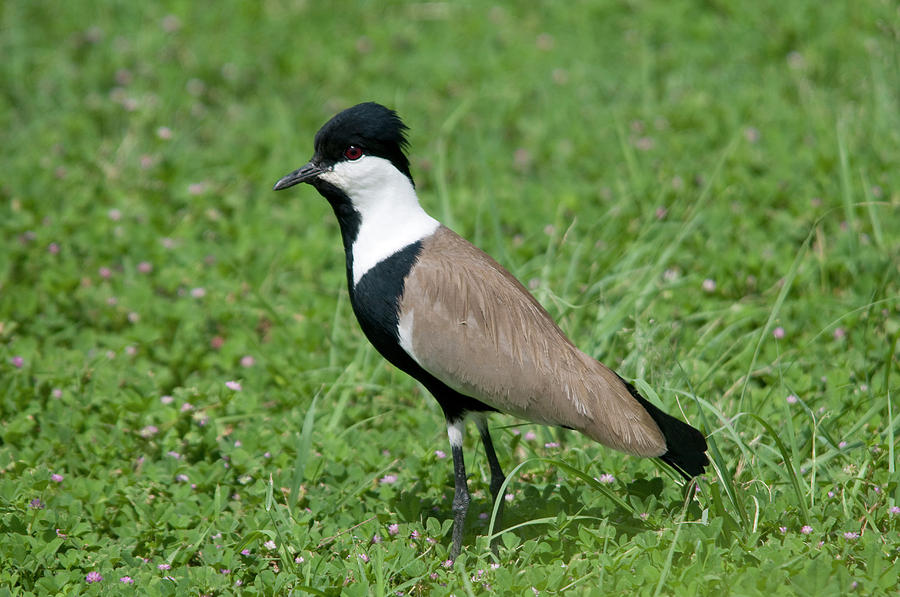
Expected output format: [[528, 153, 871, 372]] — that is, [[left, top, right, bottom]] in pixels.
[[621, 379, 709, 480]]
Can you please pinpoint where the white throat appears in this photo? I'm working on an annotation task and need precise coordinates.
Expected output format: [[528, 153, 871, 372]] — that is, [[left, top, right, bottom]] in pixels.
[[318, 155, 439, 285]]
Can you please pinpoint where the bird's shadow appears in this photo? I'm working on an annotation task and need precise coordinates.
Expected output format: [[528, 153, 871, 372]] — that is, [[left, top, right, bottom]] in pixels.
[[394, 474, 696, 560]]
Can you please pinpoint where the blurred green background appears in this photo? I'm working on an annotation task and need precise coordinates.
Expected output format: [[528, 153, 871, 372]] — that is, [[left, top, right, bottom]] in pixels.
[[1, 1, 898, 595]]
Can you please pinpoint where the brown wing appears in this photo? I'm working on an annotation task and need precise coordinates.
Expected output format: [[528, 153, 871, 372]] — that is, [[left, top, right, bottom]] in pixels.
[[398, 226, 666, 457]]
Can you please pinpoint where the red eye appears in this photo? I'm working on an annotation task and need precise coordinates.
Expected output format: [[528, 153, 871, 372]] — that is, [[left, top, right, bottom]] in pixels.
[[344, 146, 363, 160]]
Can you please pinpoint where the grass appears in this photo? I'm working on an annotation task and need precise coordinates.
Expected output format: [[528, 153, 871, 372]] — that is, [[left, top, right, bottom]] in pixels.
[[1, 0, 898, 594]]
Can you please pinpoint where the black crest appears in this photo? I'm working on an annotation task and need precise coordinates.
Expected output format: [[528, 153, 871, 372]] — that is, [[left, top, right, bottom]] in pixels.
[[313, 102, 413, 181]]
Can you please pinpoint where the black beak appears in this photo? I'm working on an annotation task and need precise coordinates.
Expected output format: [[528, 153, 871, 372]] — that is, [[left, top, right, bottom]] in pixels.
[[272, 162, 324, 191]]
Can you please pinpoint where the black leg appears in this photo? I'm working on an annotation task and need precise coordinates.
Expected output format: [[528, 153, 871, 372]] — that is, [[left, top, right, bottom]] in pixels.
[[475, 416, 506, 545], [448, 421, 469, 560], [475, 416, 505, 502]]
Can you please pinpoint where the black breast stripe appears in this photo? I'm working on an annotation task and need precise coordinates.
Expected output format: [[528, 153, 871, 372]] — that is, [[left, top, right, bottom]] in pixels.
[[350, 241, 495, 422]]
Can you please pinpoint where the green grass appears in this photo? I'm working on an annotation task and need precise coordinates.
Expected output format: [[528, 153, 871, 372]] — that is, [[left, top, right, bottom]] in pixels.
[[1, 0, 899, 594]]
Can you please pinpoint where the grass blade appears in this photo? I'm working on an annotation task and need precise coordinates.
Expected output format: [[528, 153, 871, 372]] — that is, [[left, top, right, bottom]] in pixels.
[[738, 228, 812, 412], [289, 391, 320, 509], [836, 119, 857, 251], [653, 480, 696, 597], [748, 414, 810, 522]]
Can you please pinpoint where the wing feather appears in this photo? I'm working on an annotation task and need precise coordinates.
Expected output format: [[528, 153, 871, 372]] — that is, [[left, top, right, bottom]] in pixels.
[[399, 227, 666, 457]]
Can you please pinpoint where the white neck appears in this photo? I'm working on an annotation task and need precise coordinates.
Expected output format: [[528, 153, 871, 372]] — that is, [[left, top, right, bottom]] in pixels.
[[318, 155, 440, 285]]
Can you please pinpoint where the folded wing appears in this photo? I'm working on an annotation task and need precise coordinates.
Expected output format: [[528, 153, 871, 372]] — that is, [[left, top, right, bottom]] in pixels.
[[398, 226, 667, 457]]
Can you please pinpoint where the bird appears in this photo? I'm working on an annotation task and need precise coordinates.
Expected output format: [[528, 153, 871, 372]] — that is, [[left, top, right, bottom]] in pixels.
[[273, 102, 709, 558]]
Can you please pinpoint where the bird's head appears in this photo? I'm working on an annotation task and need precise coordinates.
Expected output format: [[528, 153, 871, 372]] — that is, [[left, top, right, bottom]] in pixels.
[[273, 102, 414, 205]]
